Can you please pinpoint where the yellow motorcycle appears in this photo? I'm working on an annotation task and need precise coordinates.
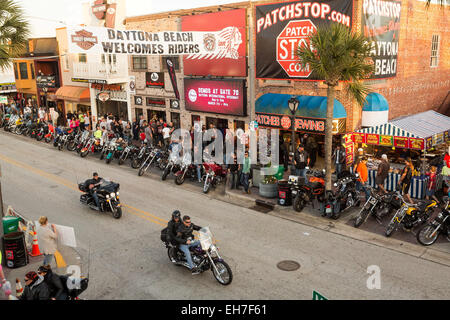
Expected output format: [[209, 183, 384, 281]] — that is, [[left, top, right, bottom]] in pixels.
[[385, 191, 438, 237]]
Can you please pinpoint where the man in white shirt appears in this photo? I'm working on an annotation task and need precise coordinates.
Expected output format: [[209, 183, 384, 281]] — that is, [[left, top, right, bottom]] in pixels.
[[162, 123, 171, 149], [38, 107, 45, 121], [24, 105, 32, 119]]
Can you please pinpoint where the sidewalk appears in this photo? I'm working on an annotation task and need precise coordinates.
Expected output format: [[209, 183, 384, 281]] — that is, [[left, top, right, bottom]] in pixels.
[[1, 245, 82, 300]]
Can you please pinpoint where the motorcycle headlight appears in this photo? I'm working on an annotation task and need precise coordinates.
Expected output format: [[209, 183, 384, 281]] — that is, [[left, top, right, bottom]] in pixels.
[[106, 195, 110, 199], [334, 183, 338, 187], [110, 192, 115, 198], [209, 244, 219, 258], [437, 212, 444, 220], [116, 191, 119, 196]]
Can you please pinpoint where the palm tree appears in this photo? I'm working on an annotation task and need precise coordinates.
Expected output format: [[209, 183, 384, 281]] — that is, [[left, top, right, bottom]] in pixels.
[[296, 23, 374, 191], [0, 0, 29, 71]]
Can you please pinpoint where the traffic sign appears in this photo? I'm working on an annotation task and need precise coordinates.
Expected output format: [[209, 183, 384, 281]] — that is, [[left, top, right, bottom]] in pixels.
[[276, 19, 317, 78]]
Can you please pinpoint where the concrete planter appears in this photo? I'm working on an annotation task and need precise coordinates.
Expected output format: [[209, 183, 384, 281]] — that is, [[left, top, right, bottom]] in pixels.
[[259, 182, 278, 198]]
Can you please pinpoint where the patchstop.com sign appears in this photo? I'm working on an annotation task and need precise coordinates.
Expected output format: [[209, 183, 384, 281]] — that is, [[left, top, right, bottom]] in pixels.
[[184, 79, 245, 116], [67, 25, 243, 58]]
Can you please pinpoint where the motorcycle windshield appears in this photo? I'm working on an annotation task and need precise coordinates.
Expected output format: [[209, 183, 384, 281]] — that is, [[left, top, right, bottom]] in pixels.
[[98, 179, 118, 192], [198, 227, 214, 251]]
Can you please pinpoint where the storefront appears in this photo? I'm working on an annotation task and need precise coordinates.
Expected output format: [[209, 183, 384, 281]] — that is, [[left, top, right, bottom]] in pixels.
[[92, 84, 128, 120], [350, 110, 450, 199], [255, 93, 347, 162]]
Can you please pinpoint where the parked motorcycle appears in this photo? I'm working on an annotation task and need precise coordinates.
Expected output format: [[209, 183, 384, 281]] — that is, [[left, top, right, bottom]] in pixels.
[[80, 135, 100, 158], [44, 124, 55, 143], [416, 197, 450, 245], [354, 188, 400, 227], [289, 169, 326, 213], [161, 151, 181, 181], [138, 147, 163, 176], [56, 128, 75, 151], [78, 178, 122, 219], [130, 144, 151, 169], [35, 122, 48, 141], [202, 162, 227, 194], [163, 226, 233, 285], [385, 191, 438, 237], [118, 144, 139, 165], [324, 172, 360, 219], [105, 138, 124, 164], [174, 153, 197, 185]]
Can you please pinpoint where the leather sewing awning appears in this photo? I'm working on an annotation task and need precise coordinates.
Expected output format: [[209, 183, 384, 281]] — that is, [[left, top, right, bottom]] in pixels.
[[55, 86, 90, 102]]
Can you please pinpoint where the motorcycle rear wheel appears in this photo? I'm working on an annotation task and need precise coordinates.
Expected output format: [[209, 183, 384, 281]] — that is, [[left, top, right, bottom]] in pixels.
[[354, 208, 370, 228], [212, 260, 233, 285], [416, 224, 439, 246], [167, 247, 181, 265]]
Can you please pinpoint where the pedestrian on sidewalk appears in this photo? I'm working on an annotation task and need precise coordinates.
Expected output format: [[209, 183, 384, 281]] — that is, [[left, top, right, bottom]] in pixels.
[[356, 157, 370, 201], [376, 154, 390, 194], [239, 150, 251, 194], [228, 152, 239, 190], [36, 216, 58, 267], [332, 144, 345, 176], [294, 145, 310, 181], [19, 271, 50, 300], [398, 157, 414, 203], [425, 166, 440, 203]]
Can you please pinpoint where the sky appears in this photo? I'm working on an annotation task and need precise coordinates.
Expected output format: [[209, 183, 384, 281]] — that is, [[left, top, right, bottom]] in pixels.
[[17, 0, 249, 38]]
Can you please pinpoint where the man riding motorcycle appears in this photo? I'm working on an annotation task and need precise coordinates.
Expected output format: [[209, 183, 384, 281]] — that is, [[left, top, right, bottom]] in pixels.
[[167, 210, 181, 246], [84, 172, 102, 210], [174, 215, 202, 275]]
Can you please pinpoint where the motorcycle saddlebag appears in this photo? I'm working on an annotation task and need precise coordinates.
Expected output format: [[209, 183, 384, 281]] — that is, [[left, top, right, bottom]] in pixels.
[[160, 227, 169, 243]]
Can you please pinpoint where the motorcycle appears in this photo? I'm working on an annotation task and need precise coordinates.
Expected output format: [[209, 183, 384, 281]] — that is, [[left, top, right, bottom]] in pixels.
[[80, 135, 100, 158], [324, 172, 360, 219], [66, 131, 83, 152], [118, 144, 139, 165], [78, 178, 122, 219], [75, 131, 91, 154], [385, 191, 438, 237], [289, 169, 326, 213], [56, 128, 75, 151], [105, 138, 124, 164], [58, 274, 89, 300], [354, 188, 400, 228], [163, 226, 233, 285], [416, 197, 450, 246], [174, 153, 197, 185], [130, 144, 151, 169], [202, 162, 227, 194], [138, 147, 163, 176], [35, 121, 48, 141], [44, 124, 55, 143]]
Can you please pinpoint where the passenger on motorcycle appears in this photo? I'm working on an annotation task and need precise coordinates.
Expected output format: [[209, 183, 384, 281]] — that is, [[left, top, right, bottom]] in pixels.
[[167, 210, 181, 245], [38, 265, 67, 300], [174, 215, 202, 275], [84, 172, 102, 210]]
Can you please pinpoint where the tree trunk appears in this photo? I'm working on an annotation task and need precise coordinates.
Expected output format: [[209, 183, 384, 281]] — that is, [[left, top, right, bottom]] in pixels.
[[325, 85, 335, 191]]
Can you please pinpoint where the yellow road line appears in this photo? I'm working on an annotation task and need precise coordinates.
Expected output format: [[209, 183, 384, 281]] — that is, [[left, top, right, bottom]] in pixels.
[[0, 152, 167, 228]]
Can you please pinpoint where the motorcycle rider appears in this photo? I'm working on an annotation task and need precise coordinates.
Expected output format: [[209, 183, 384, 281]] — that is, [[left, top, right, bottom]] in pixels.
[[174, 215, 202, 275], [85, 172, 102, 210], [167, 210, 181, 245]]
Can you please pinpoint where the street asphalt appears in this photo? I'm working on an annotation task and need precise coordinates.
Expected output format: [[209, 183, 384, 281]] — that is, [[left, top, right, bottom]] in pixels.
[[0, 130, 449, 300]]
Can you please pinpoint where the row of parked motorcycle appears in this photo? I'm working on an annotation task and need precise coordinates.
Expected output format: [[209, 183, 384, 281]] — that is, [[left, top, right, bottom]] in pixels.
[[286, 168, 450, 246], [1, 114, 228, 195]]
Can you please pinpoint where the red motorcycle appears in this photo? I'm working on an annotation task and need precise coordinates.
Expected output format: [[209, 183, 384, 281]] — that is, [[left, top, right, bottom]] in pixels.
[[202, 162, 228, 194]]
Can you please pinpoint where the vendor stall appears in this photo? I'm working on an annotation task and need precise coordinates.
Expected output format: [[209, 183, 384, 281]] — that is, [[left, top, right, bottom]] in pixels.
[[349, 110, 450, 199]]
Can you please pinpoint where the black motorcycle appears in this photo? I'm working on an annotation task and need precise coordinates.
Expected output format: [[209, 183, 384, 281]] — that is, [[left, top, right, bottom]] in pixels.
[[59, 274, 89, 300], [324, 172, 360, 219], [416, 197, 450, 246], [289, 169, 326, 213], [162, 226, 233, 285], [138, 147, 163, 176], [354, 188, 398, 227], [118, 144, 139, 165], [78, 179, 122, 219], [131, 144, 151, 169], [174, 154, 198, 185]]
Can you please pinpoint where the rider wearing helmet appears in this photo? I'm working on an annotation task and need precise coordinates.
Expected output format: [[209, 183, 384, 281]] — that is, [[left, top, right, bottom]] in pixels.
[[167, 210, 181, 245]]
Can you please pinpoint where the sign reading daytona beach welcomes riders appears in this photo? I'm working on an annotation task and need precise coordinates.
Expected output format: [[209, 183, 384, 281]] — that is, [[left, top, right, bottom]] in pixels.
[[67, 25, 243, 58], [256, 0, 353, 80]]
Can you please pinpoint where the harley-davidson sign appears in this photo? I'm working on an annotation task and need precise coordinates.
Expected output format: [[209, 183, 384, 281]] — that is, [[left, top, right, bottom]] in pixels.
[[71, 29, 98, 50]]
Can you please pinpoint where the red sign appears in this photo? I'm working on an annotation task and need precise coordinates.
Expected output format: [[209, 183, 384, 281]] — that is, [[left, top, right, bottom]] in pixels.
[[366, 133, 380, 145], [255, 113, 325, 133], [276, 20, 317, 78], [394, 136, 408, 148], [280, 116, 291, 129], [184, 79, 245, 116], [146, 97, 166, 107], [146, 72, 164, 88], [92, 0, 106, 20], [353, 133, 366, 144], [409, 138, 424, 150], [71, 29, 98, 50], [181, 9, 247, 77]]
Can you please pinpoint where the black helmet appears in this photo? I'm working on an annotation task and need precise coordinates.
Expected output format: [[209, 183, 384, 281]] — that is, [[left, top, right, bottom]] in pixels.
[[172, 210, 181, 220], [93, 172, 98, 177]]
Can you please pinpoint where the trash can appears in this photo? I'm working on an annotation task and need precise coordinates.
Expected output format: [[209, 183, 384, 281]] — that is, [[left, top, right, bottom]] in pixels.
[[2, 231, 29, 268], [2, 216, 20, 235], [278, 180, 292, 206]]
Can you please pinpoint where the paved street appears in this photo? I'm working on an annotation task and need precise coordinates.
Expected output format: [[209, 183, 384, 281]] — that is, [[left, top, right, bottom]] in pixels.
[[1, 131, 450, 300]]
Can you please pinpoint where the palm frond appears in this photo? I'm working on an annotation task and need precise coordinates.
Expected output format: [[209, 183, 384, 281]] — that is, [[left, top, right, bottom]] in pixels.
[[347, 81, 372, 107]]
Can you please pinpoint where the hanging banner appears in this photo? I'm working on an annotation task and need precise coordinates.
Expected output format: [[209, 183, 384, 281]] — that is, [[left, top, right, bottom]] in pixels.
[[362, 0, 402, 79], [366, 133, 380, 145], [182, 8, 247, 77], [166, 58, 180, 100], [394, 136, 408, 148], [409, 138, 424, 150], [353, 132, 366, 144], [255, 0, 353, 80], [344, 134, 354, 167], [379, 135, 393, 146], [67, 25, 243, 58]]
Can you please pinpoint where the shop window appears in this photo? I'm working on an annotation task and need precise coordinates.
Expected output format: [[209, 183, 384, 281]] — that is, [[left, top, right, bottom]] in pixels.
[[171, 112, 180, 128], [30, 63, 35, 79], [13, 63, 18, 79], [78, 53, 87, 63], [134, 108, 143, 122], [161, 56, 180, 71], [19, 62, 28, 79], [430, 35, 440, 67], [132, 56, 147, 70]]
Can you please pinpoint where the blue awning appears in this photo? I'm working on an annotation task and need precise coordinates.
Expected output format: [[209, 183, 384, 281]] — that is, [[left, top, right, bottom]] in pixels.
[[256, 93, 347, 119], [363, 93, 389, 112]]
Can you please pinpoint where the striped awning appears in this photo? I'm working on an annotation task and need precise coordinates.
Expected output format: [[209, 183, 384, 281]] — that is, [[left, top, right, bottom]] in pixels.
[[356, 122, 419, 138], [357, 110, 450, 139]]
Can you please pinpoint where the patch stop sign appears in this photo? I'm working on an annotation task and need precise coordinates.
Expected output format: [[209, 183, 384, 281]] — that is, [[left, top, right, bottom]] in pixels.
[[276, 19, 317, 78]]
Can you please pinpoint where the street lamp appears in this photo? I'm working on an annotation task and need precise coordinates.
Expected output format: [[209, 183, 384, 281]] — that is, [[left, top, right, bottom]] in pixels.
[[288, 96, 299, 164]]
